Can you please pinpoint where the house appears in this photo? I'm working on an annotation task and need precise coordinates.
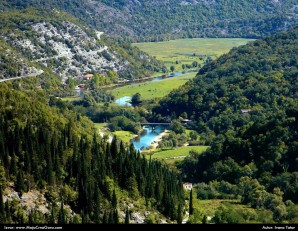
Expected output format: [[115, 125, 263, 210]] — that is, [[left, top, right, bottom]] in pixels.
[[83, 74, 93, 80], [241, 109, 252, 114], [183, 183, 193, 191], [182, 119, 192, 123], [79, 84, 86, 89]]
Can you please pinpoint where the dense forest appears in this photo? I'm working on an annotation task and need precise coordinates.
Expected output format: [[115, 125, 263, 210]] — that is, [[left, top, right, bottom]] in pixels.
[[0, 82, 184, 224], [153, 28, 298, 222], [0, 0, 297, 41]]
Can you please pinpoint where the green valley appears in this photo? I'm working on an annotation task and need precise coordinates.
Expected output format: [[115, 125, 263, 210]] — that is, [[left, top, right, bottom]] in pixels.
[[133, 38, 254, 72], [0, 0, 297, 226], [111, 73, 196, 100], [153, 28, 298, 223]]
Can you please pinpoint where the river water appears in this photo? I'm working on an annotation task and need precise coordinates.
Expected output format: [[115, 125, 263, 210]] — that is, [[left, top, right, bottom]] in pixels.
[[114, 71, 192, 150], [132, 125, 167, 152], [114, 96, 132, 106]]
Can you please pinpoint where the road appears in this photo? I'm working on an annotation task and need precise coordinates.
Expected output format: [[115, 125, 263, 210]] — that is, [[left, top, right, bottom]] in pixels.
[[0, 70, 44, 83]]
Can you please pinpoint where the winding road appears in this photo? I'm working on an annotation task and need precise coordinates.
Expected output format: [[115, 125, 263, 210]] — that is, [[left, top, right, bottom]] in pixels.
[[0, 70, 44, 83]]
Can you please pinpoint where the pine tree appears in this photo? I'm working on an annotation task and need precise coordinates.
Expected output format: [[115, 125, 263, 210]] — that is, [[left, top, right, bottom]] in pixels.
[[5, 201, 11, 223], [177, 203, 182, 224], [28, 211, 33, 224], [9, 154, 17, 176], [94, 186, 101, 224], [189, 189, 194, 215], [102, 211, 108, 224], [112, 190, 117, 209], [125, 208, 130, 224], [0, 187, 4, 223], [108, 210, 114, 224], [58, 202, 66, 224], [49, 203, 55, 224], [114, 209, 119, 224], [202, 214, 208, 224], [110, 136, 118, 159], [15, 171, 25, 194]]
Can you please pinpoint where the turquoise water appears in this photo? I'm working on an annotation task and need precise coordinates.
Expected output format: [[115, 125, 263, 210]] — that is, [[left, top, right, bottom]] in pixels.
[[132, 125, 166, 151], [151, 71, 190, 82], [115, 96, 132, 106]]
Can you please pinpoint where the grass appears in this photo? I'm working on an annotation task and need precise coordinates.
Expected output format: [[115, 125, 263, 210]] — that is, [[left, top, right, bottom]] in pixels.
[[150, 146, 209, 160], [94, 123, 136, 144], [61, 96, 81, 102], [111, 72, 196, 100], [94, 123, 108, 130], [113, 131, 137, 144], [147, 146, 208, 169], [195, 199, 273, 223], [133, 38, 254, 72], [196, 199, 238, 217]]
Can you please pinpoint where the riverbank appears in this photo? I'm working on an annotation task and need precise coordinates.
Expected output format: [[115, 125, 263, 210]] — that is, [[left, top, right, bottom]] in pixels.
[[145, 129, 170, 151]]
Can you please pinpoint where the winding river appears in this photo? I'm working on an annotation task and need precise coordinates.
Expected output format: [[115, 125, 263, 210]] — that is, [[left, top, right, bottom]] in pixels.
[[114, 71, 192, 150]]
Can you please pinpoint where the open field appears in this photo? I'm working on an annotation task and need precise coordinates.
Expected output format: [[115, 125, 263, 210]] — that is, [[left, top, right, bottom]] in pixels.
[[94, 123, 108, 130], [111, 72, 196, 100], [113, 131, 137, 144], [95, 123, 136, 144], [150, 146, 209, 160], [133, 38, 254, 72]]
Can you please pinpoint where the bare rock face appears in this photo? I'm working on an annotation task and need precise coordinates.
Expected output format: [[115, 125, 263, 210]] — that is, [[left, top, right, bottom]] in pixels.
[[2, 20, 123, 82], [4, 186, 49, 215]]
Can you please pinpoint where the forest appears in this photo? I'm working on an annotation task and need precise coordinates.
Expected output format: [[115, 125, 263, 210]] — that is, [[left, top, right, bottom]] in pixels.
[[153, 28, 298, 223], [0, 82, 184, 224]]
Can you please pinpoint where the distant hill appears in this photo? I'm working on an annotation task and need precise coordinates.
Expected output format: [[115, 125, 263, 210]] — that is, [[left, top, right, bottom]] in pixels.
[[0, 0, 297, 41], [0, 8, 164, 83]]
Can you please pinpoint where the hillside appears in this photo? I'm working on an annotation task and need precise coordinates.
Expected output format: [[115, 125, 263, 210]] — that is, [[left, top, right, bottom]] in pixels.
[[1, 0, 297, 40], [152, 28, 298, 222], [0, 9, 164, 82], [154, 28, 298, 133], [0, 81, 184, 224]]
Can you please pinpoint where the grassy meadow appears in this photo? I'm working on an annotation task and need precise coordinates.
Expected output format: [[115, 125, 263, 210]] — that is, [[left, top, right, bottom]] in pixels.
[[61, 96, 81, 102], [111, 72, 196, 100], [150, 146, 208, 160], [113, 131, 137, 144], [146, 145, 208, 169], [133, 38, 254, 72]]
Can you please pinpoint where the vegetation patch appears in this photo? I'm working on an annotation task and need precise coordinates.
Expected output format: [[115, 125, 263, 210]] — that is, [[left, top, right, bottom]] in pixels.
[[113, 131, 137, 144], [150, 146, 208, 160], [133, 38, 253, 72], [111, 73, 196, 100]]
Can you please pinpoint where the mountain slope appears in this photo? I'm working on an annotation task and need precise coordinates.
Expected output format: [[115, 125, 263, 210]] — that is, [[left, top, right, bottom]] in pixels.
[[1, 0, 297, 40], [154, 27, 298, 133], [0, 81, 184, 224], [152, 28, 298, 222], [0, 9, 164, 82]]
